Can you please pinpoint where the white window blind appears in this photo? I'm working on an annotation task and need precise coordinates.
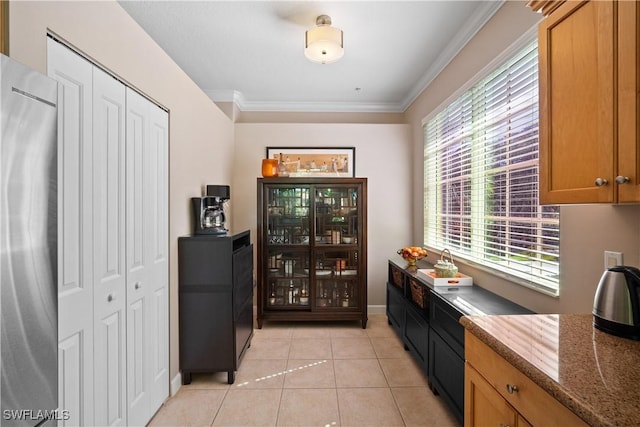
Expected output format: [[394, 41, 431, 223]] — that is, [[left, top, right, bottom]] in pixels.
[[424, 40, 560, 294]]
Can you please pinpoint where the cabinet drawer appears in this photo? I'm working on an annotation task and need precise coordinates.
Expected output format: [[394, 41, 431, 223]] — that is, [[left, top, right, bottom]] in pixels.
[[430, 292, 464, 358], [465, 332, 587, 427]]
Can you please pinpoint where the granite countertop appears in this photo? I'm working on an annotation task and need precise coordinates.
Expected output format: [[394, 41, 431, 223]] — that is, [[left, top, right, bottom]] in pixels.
[[460, 313, 640, 427]]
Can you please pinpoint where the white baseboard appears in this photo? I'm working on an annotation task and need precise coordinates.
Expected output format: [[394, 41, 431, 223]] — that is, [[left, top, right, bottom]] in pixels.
[[170, 372, 182, 396], [368, 305, 386, 315]]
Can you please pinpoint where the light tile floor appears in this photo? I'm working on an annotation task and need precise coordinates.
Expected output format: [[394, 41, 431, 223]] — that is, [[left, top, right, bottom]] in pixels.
[[149, 314, 461, 427]]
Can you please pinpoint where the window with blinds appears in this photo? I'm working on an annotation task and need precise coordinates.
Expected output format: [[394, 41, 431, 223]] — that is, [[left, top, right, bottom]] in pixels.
[[423, 39, 560, 294]]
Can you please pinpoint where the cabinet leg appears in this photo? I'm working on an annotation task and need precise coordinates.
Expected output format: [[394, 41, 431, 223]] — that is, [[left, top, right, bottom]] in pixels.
[[430, 383, 439, 395], [257, 318, 263, 329], [227, 371, 235, 384], [182, 372, 192, 385], [361, 318, 368, 329]]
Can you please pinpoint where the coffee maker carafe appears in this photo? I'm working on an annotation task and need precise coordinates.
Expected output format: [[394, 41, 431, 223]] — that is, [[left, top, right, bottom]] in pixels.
[[192, 185, 230, 235]]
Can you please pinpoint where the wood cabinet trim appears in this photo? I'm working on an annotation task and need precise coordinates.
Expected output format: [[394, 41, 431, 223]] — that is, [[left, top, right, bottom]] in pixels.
[[0, 1, 8, 55], [527, 0, 566, 17]]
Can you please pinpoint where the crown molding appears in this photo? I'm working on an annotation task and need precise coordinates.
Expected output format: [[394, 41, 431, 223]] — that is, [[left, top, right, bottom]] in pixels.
[[206, 89, 405, 113], [206, 1, 504, 114], [207, 90, 245, 105], [400, 0, 505, 111]]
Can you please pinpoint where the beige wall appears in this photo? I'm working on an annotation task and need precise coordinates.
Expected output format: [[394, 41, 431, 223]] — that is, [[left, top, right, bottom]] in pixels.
[[9, 0, 234, 388], [404, 0, 640, 314], [233, 123, 412, 308]]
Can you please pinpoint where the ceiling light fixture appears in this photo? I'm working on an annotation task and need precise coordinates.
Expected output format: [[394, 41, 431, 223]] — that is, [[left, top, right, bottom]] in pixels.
[[304, 15, 344, 64]]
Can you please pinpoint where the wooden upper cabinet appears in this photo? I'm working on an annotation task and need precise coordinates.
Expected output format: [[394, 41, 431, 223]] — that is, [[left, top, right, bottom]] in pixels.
[[537, 0, 640, 204]]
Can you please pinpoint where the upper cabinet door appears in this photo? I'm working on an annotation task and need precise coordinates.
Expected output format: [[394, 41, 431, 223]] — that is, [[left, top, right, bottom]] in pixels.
[[617, 0, 640, 203], [537, 0, 640, 204], [538, 0, 615, 204]]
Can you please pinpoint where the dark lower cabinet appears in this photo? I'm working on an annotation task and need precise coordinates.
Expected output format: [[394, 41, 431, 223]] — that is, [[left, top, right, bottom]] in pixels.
[[386, 257, 533, 425], [429, 330, 464, 422], [178, 231, 253, 385]]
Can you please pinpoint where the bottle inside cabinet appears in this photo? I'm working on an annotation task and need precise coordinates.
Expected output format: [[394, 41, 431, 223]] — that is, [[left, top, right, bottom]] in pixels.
[[257, 178, 367, 328]]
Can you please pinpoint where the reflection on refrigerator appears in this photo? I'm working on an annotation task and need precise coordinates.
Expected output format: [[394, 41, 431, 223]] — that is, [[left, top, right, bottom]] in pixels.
[[1, 54, 59, 426]]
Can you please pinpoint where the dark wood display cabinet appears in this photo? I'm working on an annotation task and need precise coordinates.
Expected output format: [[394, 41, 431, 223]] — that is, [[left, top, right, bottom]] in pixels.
[[178, 231, 253, 385], [257, 177, 367, 328]]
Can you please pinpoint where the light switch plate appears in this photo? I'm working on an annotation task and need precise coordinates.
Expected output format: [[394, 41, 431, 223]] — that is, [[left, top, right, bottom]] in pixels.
[[604, 251, 623, 269]]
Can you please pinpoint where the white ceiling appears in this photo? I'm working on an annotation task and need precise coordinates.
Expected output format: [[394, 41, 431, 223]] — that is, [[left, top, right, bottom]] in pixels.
[[118, 1, 504, 113]]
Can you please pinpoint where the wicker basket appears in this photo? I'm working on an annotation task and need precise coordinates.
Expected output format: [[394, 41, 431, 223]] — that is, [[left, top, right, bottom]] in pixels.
[[409, 279, 429, 309], [391, 266, 403, 288]]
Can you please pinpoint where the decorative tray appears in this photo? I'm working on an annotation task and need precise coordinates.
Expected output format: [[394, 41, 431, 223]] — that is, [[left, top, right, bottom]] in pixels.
[[417, 269, 473, 287]]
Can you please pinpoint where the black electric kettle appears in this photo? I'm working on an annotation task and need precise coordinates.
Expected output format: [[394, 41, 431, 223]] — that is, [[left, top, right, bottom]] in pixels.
[[593, 266, 640, 341]]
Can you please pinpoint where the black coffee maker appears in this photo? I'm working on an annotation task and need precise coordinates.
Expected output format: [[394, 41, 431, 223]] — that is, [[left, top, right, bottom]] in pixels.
[[192, 185, 230, 235]]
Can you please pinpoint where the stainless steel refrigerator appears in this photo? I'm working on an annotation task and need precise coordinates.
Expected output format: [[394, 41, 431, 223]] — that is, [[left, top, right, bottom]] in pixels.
[[1, 54, 58, 426]]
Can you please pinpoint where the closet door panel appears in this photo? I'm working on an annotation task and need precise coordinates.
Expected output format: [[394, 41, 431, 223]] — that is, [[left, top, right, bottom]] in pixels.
[[148, 105, 169, 410], [47, 38, 95, 427], [93, 67, 126, 427], [95, 311, 126, 426], [125, 88, 151, 425]]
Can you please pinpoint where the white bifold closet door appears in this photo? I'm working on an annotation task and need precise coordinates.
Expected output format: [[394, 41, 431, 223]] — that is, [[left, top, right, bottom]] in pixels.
[[92, 64, 127, 427], [48, 38, 95, 427], [48, 38, 169, 427], [125, 88, 169, 426]]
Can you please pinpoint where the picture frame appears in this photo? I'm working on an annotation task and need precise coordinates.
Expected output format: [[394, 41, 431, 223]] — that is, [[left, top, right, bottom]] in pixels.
[[265, 146, 355, 177]]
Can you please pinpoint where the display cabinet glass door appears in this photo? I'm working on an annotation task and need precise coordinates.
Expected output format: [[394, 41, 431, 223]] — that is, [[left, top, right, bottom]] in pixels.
[[265, 186, 311, 309], [314, 186, 359, 245], [314, 249, 360, 309], [313, 184, 360, 310], [266, 186, 310, 245]]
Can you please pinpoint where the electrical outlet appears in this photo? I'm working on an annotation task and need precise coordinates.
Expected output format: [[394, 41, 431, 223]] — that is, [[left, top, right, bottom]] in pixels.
[[604, 251, 623, 269]]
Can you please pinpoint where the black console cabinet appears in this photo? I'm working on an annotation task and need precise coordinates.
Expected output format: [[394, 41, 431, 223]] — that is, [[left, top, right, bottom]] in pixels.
[[178, 231, 253, 384], [386, 256, 532, 424]]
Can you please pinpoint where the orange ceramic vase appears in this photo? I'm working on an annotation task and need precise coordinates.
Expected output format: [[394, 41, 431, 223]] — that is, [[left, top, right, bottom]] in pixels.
[[261, 159, 279, 177]]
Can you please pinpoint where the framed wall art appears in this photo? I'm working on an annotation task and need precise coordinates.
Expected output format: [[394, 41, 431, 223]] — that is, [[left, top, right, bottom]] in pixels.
[[265, 146, 355, 177]]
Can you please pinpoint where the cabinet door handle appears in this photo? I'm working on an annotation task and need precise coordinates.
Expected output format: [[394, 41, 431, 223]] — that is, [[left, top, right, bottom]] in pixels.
[[506, 383, 519, 394], [594, 178, 608, 187], [134, 282, 141, 290], [615, 175, 631, 184], [107, 294, 114, 302]]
